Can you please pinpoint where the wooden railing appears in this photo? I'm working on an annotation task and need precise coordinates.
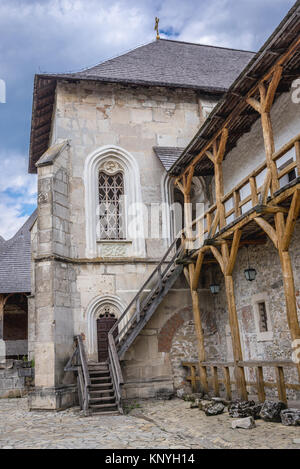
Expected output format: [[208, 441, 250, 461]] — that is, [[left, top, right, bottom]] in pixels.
[[182, 360, 300, 404], [108, 334, 124, 413], [64, 335, 91, 416], [187, 133, 300, 248]]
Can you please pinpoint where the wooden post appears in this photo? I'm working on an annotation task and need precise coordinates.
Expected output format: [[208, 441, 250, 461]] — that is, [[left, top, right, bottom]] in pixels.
[[188, 263, 208, 394], [224, 274, 248, 400], [275, 366, 287, 405], [223, 366, 232, 401], [190, 365, 197, 393], [212, 366, 220, 397], [208, 239, 247, 400], [255, 366, 266, 403], [215, 161, 226, 228]]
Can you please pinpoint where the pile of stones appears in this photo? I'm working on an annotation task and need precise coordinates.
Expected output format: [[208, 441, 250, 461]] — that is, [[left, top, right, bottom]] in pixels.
[[181, 392, 300, 429]]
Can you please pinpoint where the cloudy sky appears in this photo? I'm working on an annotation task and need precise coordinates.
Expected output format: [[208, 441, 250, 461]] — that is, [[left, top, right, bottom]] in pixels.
[[0, 0, 295, 239]]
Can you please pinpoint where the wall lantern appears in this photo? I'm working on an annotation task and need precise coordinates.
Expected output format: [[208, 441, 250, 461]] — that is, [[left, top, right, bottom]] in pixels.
[[210, 283, 220, 295], [244, 245, 257, 282]]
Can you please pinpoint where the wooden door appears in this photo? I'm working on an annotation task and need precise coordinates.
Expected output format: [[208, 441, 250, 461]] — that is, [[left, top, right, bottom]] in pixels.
[[97, 316, 118, 362]]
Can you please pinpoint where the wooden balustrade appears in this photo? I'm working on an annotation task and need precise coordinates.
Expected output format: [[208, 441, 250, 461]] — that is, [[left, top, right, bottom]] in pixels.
[[182, 360, 300, 404], [185, 133, 300, 249]]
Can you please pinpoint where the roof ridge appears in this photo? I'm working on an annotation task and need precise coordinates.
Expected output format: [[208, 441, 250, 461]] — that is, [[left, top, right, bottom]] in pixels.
[[39, 40, 157, 77], [158, 38, 256, 54]]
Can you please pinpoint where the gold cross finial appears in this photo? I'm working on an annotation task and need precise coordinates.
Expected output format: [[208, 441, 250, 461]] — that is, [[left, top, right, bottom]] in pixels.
[[154, 17, 160, 40]]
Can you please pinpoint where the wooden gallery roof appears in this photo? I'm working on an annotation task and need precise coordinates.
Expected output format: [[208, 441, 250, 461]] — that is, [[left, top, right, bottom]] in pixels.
[[169, 1, 300, 178]]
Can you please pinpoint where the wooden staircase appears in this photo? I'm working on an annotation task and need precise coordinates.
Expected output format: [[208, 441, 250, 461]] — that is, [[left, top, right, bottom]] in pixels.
[[88, 362, 119, 415], [65, 238, 184, 416]]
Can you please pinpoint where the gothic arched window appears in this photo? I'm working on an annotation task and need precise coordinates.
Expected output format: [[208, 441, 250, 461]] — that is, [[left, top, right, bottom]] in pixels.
[[98, 171, 125, 240]]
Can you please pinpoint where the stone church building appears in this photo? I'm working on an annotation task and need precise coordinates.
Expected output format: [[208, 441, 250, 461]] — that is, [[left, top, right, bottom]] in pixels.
[[1, 2, 300, 413]]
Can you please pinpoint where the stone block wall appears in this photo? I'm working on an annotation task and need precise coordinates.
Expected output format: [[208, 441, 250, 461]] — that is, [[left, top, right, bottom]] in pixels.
[[51, 81, 203, 259], [211, 219, 300, 399], [0, 362, 34, 398]]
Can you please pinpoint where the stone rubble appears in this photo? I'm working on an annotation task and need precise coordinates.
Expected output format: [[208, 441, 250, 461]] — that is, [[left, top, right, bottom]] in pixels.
[[228, 400, 262, 420], [280, 409, 300, 427], [231, 417, 256, 430], [204, 402, 225, 417], [260, 401, 287, 423]]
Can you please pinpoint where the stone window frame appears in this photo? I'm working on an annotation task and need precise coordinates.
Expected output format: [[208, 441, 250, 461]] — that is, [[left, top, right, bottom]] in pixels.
[[84, 145, 145, 258], [251, 292, 274, 342]]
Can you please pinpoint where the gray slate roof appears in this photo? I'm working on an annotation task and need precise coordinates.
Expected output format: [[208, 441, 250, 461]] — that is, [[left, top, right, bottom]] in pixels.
[[0, 211, 37, 294], [153, 147, 186, 171], [48, 39, 255, 93]]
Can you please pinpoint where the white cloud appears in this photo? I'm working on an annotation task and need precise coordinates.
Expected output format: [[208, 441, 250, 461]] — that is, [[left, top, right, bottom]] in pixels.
[[0, 150, 37, 239]]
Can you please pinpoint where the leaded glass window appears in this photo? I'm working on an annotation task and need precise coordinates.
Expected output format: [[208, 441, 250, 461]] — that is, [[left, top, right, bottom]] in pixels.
[[98, 171, 124, 240]]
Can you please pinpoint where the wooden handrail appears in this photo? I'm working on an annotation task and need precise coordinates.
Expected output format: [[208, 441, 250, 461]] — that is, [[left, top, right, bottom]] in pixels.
[[76, 335, 91, 387], [109, 236, 183, 340], [65, 335, 91, 415]]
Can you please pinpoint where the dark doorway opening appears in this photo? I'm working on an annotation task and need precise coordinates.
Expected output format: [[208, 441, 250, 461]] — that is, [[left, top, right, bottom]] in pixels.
[[97, 311, 118, 362]]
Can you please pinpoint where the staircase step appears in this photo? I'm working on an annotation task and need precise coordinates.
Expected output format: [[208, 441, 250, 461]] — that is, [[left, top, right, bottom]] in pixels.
[[90, 396, 116, 402], [90, 376, 110, 380], [90, 389, 114, 394], [90, 410, 120, 416], [91, 378, 112, 388], [90, 403, 118, 409]]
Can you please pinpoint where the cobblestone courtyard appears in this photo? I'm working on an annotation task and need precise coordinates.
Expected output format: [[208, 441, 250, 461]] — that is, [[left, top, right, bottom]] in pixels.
[[0, 398, 299, 449]]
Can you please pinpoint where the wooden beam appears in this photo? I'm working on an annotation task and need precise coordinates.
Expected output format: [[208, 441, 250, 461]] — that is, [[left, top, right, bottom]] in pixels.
[[258, 205, 289, 215], [259, 170, 271, 204], [282, 189, 300, 251], [216, 128, 229, 163], [254, 217, 278, 248], [246, 97, 262, 114], [264, 66, 283, 113], [260, 112, 279, 194], [249, 177, 259, 206], [226, 229, 242, 276], [209, 246, 225, 273], [192, 250, 205, 291], [205, 150, 215, 163]]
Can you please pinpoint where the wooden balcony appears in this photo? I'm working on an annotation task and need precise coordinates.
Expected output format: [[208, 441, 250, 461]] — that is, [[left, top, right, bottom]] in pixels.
[[185, 133, 300, 254]]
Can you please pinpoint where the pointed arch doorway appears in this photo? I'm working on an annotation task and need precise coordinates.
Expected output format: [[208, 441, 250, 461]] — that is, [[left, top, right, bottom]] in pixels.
[[96, 306, 118, 362]]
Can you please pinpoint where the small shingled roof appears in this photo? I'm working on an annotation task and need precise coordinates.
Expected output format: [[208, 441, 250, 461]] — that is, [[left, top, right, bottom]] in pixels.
[[0, 211, 37, 294], [36, 140, 69, 168], [153, 147, 186, 171]]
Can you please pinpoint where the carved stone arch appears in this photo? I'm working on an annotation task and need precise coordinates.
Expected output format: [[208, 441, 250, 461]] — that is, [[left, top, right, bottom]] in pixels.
[[84, 145, 145, 258], [86, 294, 126, 359]]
